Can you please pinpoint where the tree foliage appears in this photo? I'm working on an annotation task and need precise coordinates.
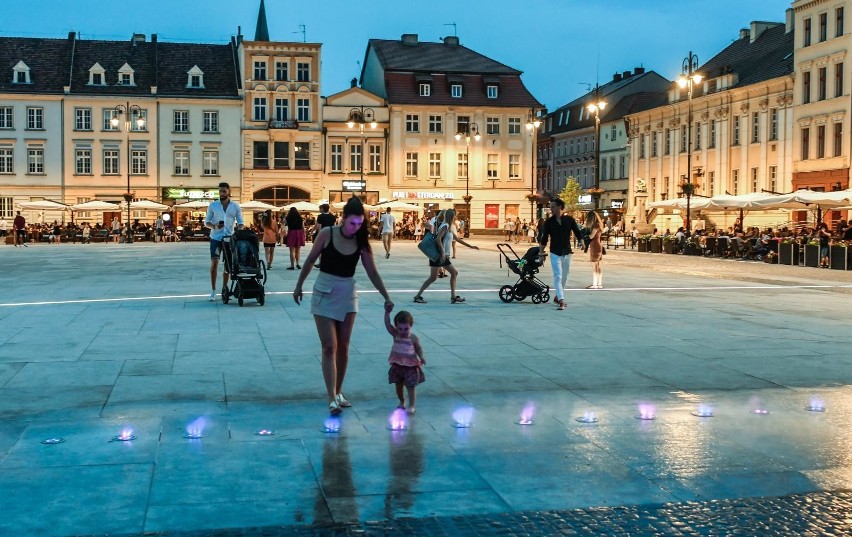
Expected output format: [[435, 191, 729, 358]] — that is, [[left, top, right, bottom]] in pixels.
[[556, 177, 583, 217]]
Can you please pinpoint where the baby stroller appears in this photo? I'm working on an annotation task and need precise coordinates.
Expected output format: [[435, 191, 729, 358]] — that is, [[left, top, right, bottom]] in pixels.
[[497, 243, 550, 304], [221, 229, 268, 306]]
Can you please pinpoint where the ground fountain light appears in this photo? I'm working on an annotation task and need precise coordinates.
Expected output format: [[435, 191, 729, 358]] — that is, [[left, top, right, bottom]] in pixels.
[[806, 397, 826, 412], [112, 428, 136, 442], [40, 437, 64, 445], [387, 408, 409, 431], [749, 396, 770, 415], [452, 406, 475, 428], [692, 404, 714, 418], [575, 411, 599, 424], [514, 402, 536, 425], [636, 403, 656, 420], [183, 417, 207, 439], [254, 429, 276, 436], [320, 417, 341, 434]]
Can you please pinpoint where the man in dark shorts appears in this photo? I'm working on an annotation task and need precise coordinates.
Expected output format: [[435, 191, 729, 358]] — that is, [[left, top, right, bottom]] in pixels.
[[204, 182, 244, 301], [13, 211, 27, 247], [314, 203, 336, 268]]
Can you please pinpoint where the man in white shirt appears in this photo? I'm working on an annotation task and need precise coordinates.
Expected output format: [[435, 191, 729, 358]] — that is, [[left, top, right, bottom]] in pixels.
[[154, 215, 164, 243], [0, 216, 7, 240], [380, 207, 395, 259], [204, 182, 244, 301]]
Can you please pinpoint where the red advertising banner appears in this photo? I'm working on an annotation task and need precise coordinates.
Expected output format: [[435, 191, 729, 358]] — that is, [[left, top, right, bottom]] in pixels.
[[485, 204, 499, 229]]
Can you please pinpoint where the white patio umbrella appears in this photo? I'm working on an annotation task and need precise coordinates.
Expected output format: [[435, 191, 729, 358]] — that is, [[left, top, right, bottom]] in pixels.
[[282, 201, 321, 212], [375, 200, 424, 212], [172, 200, 210, 210], [121, 199, 170, 211], [17, 199, 70, 211], [332, 200, 380, 211], [239, 200, 281, 212], [704, 192, 777, 210], [751, 189, 852, 210], [647, 198, 687, 209], [70, 200, 120, 211]]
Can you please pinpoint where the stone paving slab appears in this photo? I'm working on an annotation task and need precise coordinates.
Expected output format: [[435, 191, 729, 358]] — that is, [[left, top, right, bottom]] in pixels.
[[1, 242, 852, 535]]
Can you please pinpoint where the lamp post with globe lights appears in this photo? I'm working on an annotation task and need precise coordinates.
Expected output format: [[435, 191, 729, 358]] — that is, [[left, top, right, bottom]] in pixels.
[[455, 122, 480, 237], [587, 91, 607, 211], [677, 52, 703, 232], [346, 106, 377, 199], [111, 103, 145, 243], [525, 110, 542, 221]]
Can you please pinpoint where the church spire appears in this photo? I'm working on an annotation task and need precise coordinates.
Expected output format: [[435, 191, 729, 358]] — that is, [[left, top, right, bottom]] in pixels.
[[254, 0, 270, 41]]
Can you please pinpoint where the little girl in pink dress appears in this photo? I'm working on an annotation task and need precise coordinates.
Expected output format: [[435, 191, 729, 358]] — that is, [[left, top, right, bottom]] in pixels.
[[385, 309, 426, 414]]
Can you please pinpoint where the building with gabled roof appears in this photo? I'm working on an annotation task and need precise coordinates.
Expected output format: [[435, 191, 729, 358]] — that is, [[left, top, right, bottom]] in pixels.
[[360, 33, 543, 230]]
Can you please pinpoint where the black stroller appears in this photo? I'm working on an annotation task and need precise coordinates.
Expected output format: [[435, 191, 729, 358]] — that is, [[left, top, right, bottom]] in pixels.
[[221, 229, 268, 306], [497, 244, 550, 304]]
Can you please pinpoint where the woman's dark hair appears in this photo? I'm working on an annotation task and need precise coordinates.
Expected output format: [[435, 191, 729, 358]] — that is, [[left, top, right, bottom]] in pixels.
[[287, 207, 300, 219], [343, 197, 371, 252], [262, 210, 273, 229], [394, 310, 414, 326]]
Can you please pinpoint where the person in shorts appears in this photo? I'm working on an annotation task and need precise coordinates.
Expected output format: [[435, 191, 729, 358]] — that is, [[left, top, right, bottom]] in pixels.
[[413, 209, 478, 304], [204, 182, 244, 301]]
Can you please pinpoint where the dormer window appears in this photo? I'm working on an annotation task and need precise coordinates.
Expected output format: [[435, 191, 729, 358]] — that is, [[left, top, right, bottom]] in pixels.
[[487, 85, 498, 99], [88, 63, 106, 86], [186, 65, 205, 89], [419, 83, 431, 97], [451, 84, 463, 98], [117, 63, 135, 86], [12, 61, 31, 84]]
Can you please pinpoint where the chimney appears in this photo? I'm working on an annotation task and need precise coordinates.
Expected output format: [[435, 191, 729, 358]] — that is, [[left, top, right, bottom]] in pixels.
[[786, 8, 795, 33], [151, 34, 157, 44], [633, 66, 645, 75], [67, 31, 76, 41], [739, 28, 750, 40], [750, 22, 780, 43], [132, 33, 146, 46], [443, 36, 459, 47], [613, 72, 623, 82], [622, 70, 632, 79], [350, 77, 357, 88], [401, 33, 419, 45]]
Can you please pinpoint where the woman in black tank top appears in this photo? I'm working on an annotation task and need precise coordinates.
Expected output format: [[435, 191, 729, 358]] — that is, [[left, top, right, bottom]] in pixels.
[[293, 197, 394, 416]]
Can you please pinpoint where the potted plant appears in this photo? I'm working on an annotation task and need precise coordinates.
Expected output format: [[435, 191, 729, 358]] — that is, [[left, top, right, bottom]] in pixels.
[[830, 242, 848, 270], [638, 234, 650, 252], [649, 235, 663, 253], [779, 239, 798, 265], [764, 251, 778, 264], [804, 240, 820, 268], [663, 236, 677, 254]]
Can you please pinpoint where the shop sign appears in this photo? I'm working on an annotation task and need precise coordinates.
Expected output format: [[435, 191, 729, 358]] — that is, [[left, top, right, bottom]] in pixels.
[[342, 180, 367, 191], [611, 200, 624, 209], [484, 204, 499, 229], [578, 194, 593, 204], [392, 191, 455, 200], [164, 188, 217, 200]]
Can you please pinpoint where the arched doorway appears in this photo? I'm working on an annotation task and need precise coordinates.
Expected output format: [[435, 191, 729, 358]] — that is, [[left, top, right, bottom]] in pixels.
[[253, 185, 310, 207]]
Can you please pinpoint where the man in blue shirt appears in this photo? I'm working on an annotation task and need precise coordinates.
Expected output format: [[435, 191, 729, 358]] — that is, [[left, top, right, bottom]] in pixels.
[[204, 182, 244, 301]]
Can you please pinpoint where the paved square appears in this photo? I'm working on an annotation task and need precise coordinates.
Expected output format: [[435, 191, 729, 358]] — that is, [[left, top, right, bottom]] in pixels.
[[1, 240, 851, 536]]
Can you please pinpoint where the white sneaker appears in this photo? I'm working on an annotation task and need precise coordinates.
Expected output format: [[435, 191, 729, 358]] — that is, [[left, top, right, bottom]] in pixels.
[[209, 290, 216, 301]]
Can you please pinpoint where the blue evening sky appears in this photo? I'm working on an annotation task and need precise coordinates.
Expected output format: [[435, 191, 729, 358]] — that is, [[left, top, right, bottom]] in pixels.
[[2, 0, 793, 110]]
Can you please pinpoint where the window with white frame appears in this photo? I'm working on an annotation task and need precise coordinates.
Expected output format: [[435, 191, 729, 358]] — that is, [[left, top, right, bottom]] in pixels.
[[486, 117, 500, 135], [369, 145, 381, 173], [732, 169, 739, 194], [131, 149, 147, 175], [0, 196, 14, 217], [117, 63, 135, 86], [508, 117, 521, 135], [451, 84, 462, 98], [769, 166, 777, 192], [203, 150, 219, 176], [103, 148, 119, 175], [419, 83, 430, 97], [769, 109, 778, 140], [297, 62, 310, 82], [509, 154, 520, 179], [664, 128, 671, 155], [75, 147, 92, 174], [680, 127, 687, 153], [0, 106, 11, 129], [405, 114, 420, 133], [457, 152, 468, 179], [429, 153, 441, 178], [487, 85, 498, 99], [27, 146, 44, 174], [173, 149, 190, 175], [330, 143, 343, 172], [203, 111, 219, 133], [487, 154, 498, 179], [0, 147, 12, 173], [640, 134, 646, 158], [130, 109, 147, 131], [297, 98, 310, 122], [294, 142, 310, 168], [173, 110, 189, 132], [457, 115, 469, 134], [253, 97, 267, 121], [27, 107, 43, 130], [751, 167, 758, 192], [88, 63, 105, 85], [732, 116, 740, 145], [103, 109, 118, 131], [274, 98, 289, 121], [12, 61, 31, 84], [428, 114, 442, 133], [709, 119, 717, 148], [274, 142, 288, 168], [751, 112, 760, 143], [651, 131, 658, 156], [405, 152, 418, 177], [76, 197, 91, 218], [253, 60, 267, 80], [186, 65, 204, 88], [349, 144, 362, 172], [275, 61, 288, 81], [708, 171, 715, 195]]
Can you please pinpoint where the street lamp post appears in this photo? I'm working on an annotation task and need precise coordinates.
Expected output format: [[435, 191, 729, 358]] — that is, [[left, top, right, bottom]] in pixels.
[[587, 89, 607, 211], [347, 106, 377, 200], [525, 110, 541, 222], [677, 52, 703, 232], [455, 122, 480, 238], [111, 103, 145, 243]]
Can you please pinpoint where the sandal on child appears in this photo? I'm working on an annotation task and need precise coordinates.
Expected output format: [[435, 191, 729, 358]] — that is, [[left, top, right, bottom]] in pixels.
[[451, 296, 466, 304], [329, 401, 342, 415], [413, 296, 427, 304], [336, 393, 352, 408]]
